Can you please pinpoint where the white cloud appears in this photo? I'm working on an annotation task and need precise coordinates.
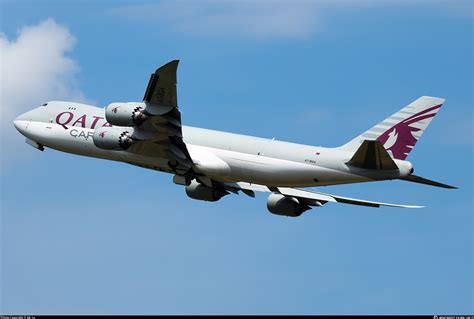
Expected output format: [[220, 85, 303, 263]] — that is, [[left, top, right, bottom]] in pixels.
[[0, 19, 86, 156], [110, 0, 472, 40], [111, 0, 322, 39]]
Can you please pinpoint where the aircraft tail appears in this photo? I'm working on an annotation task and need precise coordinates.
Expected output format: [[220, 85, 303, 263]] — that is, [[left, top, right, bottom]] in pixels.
[[401, 174, 457, 189], [340, 96, 445, 160], [346, 140, 398, 170]]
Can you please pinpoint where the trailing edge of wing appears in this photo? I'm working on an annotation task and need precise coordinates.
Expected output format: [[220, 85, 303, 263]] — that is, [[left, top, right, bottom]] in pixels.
[[224, 182, 424, 209]]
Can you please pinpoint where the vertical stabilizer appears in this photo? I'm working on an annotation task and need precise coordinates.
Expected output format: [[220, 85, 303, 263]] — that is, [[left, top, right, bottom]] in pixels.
[[340, 96, 445, 160]]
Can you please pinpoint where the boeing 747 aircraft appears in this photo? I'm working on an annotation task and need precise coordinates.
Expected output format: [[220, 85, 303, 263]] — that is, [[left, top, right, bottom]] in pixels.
[[13, 60, 455, 216]]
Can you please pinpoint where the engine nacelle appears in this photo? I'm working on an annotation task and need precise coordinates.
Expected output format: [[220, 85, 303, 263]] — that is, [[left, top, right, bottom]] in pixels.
[[185, 180, 228, 202], [105, 102, 149, 126], [267, 193, 310, 217], [93, 126, 136, 150]]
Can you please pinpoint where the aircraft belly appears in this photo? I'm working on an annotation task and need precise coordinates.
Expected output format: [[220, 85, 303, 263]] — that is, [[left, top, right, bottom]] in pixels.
[[223, 160, 367, 187], [192, 146, 367, 187]]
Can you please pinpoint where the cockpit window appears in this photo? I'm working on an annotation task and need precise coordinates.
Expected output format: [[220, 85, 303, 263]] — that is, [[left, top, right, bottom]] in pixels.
[[42, 103, 48, 106]]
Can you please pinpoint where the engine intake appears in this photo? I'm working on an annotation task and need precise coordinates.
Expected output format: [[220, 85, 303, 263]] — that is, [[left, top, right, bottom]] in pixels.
[[185, 180, 228, 202], [267, 193, 310, 217], [105, 102, 149, 126], [93, 127, 137, 150]]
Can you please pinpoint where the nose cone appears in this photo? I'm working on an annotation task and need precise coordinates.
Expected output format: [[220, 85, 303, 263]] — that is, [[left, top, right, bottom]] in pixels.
[[13, 118, 30, 136], [13, 110, 35, 136]]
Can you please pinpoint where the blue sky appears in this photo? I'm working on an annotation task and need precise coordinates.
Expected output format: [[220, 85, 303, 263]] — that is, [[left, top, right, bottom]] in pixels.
[[1, 0, 473, 314]]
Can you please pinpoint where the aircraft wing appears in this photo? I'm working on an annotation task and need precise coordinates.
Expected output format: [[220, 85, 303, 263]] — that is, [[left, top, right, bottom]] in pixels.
[[127, 60, 194, 176], [224, 182, 424, 209], [143, 60, 178, 107]]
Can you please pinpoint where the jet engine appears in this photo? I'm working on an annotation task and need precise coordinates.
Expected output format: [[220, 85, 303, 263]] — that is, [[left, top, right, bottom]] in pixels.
[[93, 127, 137, 150], [266, 193, 311, 217], [185, 180, 229, 202], [105, 102, 149, 126]]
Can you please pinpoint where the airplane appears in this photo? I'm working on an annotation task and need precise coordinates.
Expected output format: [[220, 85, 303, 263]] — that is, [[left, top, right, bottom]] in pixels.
[[13, 60, 456, 217]]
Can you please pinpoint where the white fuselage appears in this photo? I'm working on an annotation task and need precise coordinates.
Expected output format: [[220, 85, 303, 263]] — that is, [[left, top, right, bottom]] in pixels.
[[13, 101, 412, 187]]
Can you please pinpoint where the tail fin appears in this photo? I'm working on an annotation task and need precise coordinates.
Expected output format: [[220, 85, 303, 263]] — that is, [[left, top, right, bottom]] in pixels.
[[340, 96, 445, 160]]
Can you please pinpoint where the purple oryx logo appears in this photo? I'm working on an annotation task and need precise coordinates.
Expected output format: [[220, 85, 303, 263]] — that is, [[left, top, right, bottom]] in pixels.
[[377, 104, 442, 160]]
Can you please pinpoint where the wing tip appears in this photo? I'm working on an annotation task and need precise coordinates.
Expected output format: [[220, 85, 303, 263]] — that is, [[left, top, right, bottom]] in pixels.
[[403, 205, 426, 209], [154, 59, 180, 74]]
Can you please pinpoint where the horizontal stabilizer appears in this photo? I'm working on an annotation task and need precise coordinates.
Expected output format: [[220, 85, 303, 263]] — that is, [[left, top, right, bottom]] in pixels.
[[347, 140, 398, 170], [401, 174, 457, 189]]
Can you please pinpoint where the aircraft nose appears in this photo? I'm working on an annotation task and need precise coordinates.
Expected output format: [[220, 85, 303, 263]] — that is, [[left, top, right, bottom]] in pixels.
[[13, 115, 30, 136]]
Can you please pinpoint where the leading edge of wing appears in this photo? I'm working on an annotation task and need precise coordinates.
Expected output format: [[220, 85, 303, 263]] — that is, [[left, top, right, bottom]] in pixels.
[[225, 182, 424, 209]]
